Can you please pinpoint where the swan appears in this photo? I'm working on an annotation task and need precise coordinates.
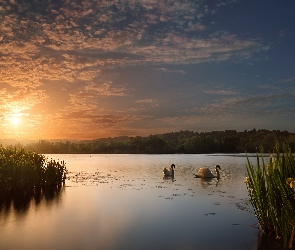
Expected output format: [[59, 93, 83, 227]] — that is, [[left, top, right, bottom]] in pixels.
[[163, 164, 175, 176], [194, 165, 221, 178]]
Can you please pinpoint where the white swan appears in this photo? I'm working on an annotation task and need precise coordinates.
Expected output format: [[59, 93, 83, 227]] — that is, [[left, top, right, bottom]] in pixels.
[[163, 164, 175, 176], [194, 165, 221, 178]]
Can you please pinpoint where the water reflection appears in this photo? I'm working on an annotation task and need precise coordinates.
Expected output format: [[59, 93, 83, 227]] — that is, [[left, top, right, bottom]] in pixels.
[[200, 178, 220, 189], [162, 176, 175, 182], [257, 233, 287, 250], [0, 186, 64, 215]]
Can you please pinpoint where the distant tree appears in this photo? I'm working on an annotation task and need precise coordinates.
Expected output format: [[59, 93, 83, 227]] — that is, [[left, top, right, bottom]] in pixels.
[[261, 134, 277, 153], [222, 135, 240, 153], [19, 129, 295, 154], [128, 136, 146, 153], [144, 135, 166, 153]]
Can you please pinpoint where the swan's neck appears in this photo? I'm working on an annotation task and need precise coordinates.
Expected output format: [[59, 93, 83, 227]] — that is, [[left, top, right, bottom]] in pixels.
[[216, 169, 220, 178]]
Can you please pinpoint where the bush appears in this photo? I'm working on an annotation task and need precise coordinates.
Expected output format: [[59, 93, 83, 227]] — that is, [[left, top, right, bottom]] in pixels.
[[0, 146, 67, 191]]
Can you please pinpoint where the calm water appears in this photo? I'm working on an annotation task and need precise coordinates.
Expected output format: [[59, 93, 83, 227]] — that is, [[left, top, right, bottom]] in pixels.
[[0, 154, 261, 250]]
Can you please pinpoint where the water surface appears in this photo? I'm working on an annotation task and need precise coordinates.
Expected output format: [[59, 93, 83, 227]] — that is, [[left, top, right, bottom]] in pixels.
[[0, 154, 260, 250]]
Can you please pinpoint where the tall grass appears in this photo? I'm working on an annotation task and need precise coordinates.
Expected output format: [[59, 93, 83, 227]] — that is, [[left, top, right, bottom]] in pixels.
[[245, 143, 295, 248], [0, 146, 67, 191]]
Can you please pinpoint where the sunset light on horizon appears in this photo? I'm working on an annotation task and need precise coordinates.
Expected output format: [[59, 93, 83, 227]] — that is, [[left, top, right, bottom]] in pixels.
[[1, 0, 295, 140]]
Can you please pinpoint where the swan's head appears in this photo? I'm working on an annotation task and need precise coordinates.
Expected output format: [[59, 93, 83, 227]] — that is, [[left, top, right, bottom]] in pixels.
[[215, 165, 221, 170], [171, 164, 175, 169]]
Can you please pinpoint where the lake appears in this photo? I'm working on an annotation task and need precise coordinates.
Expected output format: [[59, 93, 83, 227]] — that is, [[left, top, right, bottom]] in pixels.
[[0, 154, 262, 250]]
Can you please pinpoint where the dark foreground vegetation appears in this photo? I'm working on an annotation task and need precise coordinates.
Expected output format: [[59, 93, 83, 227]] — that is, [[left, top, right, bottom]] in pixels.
[[15, 128, 295, 154], [0, 146, 67, 191], [246, 143, 295, 249]]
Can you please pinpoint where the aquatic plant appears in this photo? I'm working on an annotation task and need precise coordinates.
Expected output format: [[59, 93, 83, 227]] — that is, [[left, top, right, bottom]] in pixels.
[[0, 146, 67, 191], [245, 143, 295, 248]]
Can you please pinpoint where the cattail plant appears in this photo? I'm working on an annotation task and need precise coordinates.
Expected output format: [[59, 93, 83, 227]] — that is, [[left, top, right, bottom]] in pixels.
[[245, 143, 295, 248], [0, 146, 67, 191]]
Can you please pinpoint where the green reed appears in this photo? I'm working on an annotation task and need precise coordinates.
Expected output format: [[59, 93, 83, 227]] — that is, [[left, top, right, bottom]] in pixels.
[[245, 143, 295, 248], [0, 146, 67, 191]]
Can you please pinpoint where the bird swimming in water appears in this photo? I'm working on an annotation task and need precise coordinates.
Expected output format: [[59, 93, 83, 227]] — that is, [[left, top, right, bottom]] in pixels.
[[194, 165, 221, 179], [163, 164, 175, 176]]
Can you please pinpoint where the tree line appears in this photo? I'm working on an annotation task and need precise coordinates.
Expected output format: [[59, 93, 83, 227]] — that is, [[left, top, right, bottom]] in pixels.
[[14, 128, 295, 154]]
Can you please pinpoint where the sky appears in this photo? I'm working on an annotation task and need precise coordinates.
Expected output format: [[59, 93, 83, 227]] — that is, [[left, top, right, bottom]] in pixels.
[[1, 0, 295, 140]]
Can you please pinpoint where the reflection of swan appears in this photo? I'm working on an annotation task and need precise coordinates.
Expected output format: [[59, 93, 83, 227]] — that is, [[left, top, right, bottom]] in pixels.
[[194, 165, 221, 178], [163, 175, 175, 182], [163, 164, 175, 176], [200, 178, 220, 188]]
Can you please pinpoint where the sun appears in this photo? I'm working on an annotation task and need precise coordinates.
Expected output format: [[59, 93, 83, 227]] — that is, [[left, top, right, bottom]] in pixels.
[[11, 116, 20, 125]]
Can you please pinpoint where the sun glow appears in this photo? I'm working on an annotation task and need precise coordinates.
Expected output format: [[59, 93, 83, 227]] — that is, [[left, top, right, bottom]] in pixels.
[[11, 117, 20, 125], [9, 116, 21, 126]]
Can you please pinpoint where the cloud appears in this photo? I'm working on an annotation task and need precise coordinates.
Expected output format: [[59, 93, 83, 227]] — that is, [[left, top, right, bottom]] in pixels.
[[150, 91, 295, 133], [156, 68, 186, 74], [0, 0, 281, 139], [0, 88, 47, 113], [136, 99, 158, 104], [84, 82, 128, 96], [185, 23, 207, 32], [203, 89, 238, 95], [0, 0, 267, 93], [192, 92, 295, 118], [134, 99, 160, 109], [277, 76, 295, 84]]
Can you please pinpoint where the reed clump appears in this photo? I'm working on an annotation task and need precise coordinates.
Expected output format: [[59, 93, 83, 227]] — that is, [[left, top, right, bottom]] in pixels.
[[245, 143, 295, 249], [0, 146, 67, 191]]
